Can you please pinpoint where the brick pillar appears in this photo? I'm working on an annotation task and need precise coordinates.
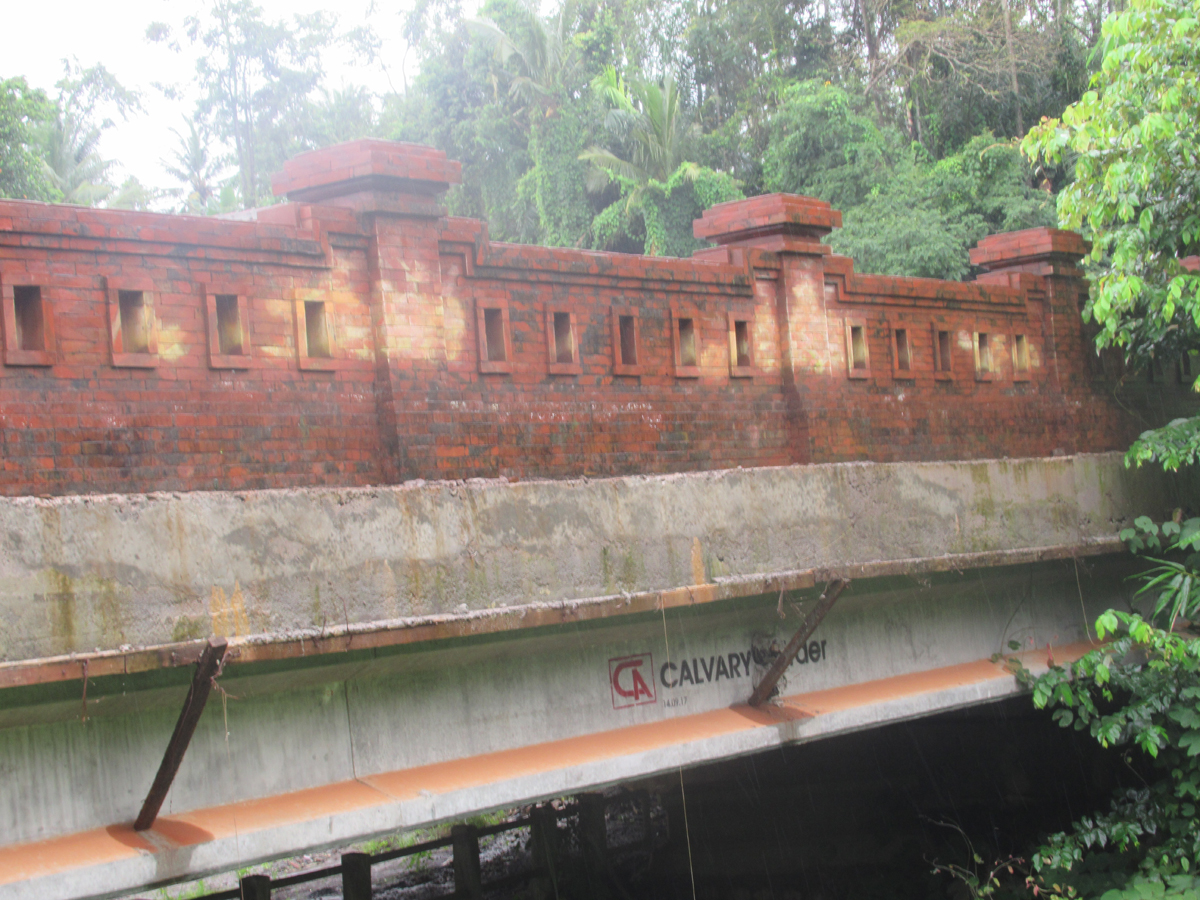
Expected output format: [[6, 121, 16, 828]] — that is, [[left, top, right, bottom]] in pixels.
[[694, 195, 842, 464], [971, 228, 1090, 450], [272, 139, 463, 483]]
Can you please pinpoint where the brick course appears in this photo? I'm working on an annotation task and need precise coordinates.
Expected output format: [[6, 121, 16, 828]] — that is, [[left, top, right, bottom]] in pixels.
[[0, 140, 1191, 496]]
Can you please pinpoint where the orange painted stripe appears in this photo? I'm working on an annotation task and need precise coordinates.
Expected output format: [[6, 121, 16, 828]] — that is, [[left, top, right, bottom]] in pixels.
[[0, 643, 1090, 885]]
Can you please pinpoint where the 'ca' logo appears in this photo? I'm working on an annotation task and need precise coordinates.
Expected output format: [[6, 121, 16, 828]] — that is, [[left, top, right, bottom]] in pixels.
[[609, 653, 657, 709]]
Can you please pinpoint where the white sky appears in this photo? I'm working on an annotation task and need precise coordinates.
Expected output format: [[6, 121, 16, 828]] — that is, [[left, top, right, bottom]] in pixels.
[[3, 0, 415, 204]]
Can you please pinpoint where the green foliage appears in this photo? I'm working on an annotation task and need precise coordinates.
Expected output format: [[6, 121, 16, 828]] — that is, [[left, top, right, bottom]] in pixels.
[[529, 105, 593, 247], [762, 80, 899, 212], [1128, 419, 1200, 473], [1019, 610, 1200, 898], [640, 163, 743, 257], [829, 133, 1055, 279], [1118, 514, 1200, 629], [0, 77, 55, 202], [162, 120, 226, 215], [34, 62, 141, 208], [108, 177, 163, 211], [762, 82, 1052, 279], [927, 819, 1029, 899], [1023, 0, 1200, 469], [153, 0, 342, 207], [581, 69, 697, 195]]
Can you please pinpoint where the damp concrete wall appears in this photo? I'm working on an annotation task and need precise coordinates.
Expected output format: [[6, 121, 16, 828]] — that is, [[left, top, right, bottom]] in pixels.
[[0, 452, 1177, 663]]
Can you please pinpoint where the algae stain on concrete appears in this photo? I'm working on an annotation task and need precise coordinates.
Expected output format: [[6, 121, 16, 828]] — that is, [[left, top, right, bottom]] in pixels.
[[172, 616, 208, 642], [690, 538, 706, 585], [46, 570, 76, 655], [311, 583, 324, 627], [210, 581, 250, 637], [96, 580, 125, 647], [620, 550, 639, 592]]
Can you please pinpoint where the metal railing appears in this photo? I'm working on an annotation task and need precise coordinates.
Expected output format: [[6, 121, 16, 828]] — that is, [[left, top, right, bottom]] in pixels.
[[177, 793, 648, 900]]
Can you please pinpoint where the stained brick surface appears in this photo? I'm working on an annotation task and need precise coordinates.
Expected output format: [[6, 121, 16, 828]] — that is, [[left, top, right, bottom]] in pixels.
[[0, 141, 1192, 496]]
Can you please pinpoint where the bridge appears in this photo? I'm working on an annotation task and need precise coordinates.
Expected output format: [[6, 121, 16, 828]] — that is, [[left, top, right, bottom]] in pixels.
[[0, 139, 1192, 899]]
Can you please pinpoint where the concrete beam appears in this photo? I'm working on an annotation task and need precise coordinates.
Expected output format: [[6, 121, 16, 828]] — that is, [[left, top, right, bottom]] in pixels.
[[0, 644, 1087, 900], [0, 453, 1175, 664]]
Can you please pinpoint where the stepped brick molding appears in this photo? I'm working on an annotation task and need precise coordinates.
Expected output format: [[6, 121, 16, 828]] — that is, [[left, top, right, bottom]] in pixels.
[[0, 138, 1192, 496]]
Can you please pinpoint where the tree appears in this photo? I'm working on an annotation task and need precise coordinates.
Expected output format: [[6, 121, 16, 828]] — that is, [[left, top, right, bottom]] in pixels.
[[581, 68, 698, 205], [830, 133, 1055, 279], [108, 177, 164, 211], [581, 67, 743, 256], [1013, 514, 1200, 900], [894, 0, 1089, 156], [1022, 0, 1200, 470], [0, 77, 56, 202], [468, 0, 595, 247], [1021, 618, 1200, 897], [36, 62, 140, 207], [762, 80, 899, 211], [151, 1, 338, 208], [163, 120, 225, 215]]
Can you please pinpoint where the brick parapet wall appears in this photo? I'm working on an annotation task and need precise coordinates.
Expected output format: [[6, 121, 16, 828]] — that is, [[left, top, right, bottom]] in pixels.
[[0, 140, 1192, 496]]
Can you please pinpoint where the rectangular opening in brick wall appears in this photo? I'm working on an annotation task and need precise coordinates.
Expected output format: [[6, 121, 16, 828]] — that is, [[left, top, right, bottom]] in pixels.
[[119, 291, 151, 354], [13, 286, 44, 352], [484, 308, 507, 362], [845, 320, 869, 379], [215, 295, 244, 356], [477, 302, 513, 373], [728, 312, 755, 377], [934, 328, 953, 380], [1013, 334, 1030, 380], [206, 290, 251, 369], [678, 318, 697, 366], [2, 282, 54, 366], [546, 308, 579, 374], [893, 327, 912, 375], [553, 312, 573, 363], [305, 301, 332, 358], [974, 332, 993, 381], [735, 321, 751, 367], [107, 283, 157, 367], [611, 308, 643, 376], [620, 315, 638, 365]]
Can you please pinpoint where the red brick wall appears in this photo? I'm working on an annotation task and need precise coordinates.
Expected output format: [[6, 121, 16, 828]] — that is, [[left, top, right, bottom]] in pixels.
[[0, 140, 1191, 496]]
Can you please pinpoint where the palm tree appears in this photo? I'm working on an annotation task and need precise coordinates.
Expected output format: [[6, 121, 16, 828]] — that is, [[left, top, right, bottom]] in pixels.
[[467, 2, 592, 247], [38, 111, 113, 207], [579, 67, 699, 210], [163, 120, 224, 214], [37, 61, 140, 207], [466, 4, 583, 113]]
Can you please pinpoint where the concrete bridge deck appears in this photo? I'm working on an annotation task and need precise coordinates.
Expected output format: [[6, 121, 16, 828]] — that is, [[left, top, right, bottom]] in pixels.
[[0, 452, 1178, 898]]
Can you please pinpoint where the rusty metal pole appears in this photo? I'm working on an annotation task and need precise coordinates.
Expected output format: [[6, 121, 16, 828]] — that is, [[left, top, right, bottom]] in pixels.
[[748, 579, 847, 707], [134, 636, 227, 830], [342, 851, 372, 900], [452, 824, 483, 899]]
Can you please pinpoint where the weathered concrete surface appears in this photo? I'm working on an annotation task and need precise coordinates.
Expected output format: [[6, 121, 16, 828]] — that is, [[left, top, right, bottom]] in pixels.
[[0, 453, 1176, 662]]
